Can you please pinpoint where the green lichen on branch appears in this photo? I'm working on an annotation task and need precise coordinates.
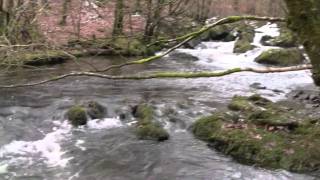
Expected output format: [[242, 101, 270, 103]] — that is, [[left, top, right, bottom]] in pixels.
[[192, 95, 320, 172], [0, 65, 312, 88]]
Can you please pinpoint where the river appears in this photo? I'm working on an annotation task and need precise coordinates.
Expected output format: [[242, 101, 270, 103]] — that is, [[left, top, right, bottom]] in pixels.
[[0, 23, 317, 180]]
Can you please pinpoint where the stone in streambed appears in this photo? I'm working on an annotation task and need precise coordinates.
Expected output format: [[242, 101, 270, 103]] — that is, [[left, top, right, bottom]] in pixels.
[[67, 105, 88, 126], [134, 104, 169, 141], [86, 101, 106, 119], [255, 48, 304, 66]]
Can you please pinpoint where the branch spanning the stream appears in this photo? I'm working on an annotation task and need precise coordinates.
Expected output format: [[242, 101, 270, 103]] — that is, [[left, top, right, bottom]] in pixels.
[[97, 15, 285, 73], [0, 64, 311, 88]]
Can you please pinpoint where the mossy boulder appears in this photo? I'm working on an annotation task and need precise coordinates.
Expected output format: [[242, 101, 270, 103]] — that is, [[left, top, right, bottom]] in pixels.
[[261, 28, 298, 48], [192, 95, 320, 172], [112, 37, 149, 56], [66, 106, 88, 126], [255, 48, 304, 66], [19, 50, 71, 66], [68, 37, 154, 56], [134, 104, 169, 141], [209, 24, 237, 42], [233, 25, 256, 53], [86, 101, 107, 119]]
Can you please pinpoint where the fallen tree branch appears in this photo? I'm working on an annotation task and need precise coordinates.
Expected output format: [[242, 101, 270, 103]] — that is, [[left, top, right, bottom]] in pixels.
[[98, 15, 285, 73], [0, 64, 311, 88]]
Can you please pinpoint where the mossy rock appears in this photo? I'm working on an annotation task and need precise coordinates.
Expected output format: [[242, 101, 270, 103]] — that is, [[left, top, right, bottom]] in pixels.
[[66, 105, 88, 126], [68, 37, 153, 56], [227, 94, 270, 112], [134, 104, 169, 141], [20, 50, 71, 66], [112, 37, 150, 56], [86, 101, 107, 119], [255, 48, 304, 66], [228, 94, 298, 127], [136, 123, 170, 141], [209, 24, 237, 42], [233, 24, 256, 53], [192, 95, 320, 172], [261, 28, 298, 48]]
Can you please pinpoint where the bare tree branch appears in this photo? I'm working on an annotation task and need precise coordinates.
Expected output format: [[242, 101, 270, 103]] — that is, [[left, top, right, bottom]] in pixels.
[[0, 64, 311, 88]]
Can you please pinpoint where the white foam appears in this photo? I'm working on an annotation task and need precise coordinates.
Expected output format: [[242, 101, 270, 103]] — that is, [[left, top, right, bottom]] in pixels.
[[75, 140, 86, 151], [253, 23, 280, 45], [171, 23, 313, 101], [0, 121, 72, 168], [0, 164, 8, 174], [87, 118, 123, 129]]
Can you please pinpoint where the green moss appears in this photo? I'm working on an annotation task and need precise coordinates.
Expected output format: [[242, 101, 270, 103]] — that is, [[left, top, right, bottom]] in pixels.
[[192, 115, 223, 141], [134, 104, 169, 141], [233, 24, 256, 53], [255, 48, 303, 66], [228, 96, 256, 111], [136, 123, 169, 141], [112, 37, 150, 56], [192, 95, 320, 172], [68, 37, 155, 57], [19, 50, 70, 66], [86, 101, 106, 119], [270, 28, 298, 47], [284, 0, 320, 85], [67, 105, 88, 126], [208, 24, 236, 42]]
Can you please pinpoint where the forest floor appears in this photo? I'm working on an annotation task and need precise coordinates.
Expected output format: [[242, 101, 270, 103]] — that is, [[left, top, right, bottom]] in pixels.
[[38, 0, 145, 45]]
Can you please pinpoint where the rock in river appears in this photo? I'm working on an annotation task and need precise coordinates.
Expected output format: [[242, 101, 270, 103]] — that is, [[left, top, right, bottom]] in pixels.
[[255, 48, 304, 66], [192, 94, 320, 173], [134, 104, 169, 141], [67, 105, 88, 126]]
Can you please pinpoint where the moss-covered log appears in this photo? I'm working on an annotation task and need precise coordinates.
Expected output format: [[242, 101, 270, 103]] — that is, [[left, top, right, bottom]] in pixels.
[[284, 0, 320, 85]]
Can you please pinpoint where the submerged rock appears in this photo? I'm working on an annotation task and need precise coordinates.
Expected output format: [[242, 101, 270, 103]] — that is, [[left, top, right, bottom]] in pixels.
[[67, 105, 88, 126], [255, 48, 304, 66], [134, 104, 169, 141], [86, 101, 107, 119], [192, 95, 320, 172]]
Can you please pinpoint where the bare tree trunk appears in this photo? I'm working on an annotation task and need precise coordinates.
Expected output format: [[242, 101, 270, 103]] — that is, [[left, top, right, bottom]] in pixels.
[[284, 0, 320, 85], [60, 0, 71, 25], [143, 0, 153, 42], [112, 0, 124, 36], [134, 0, 141, 13]]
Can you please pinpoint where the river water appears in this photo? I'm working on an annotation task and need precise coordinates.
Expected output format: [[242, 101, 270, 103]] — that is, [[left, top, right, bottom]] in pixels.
[[0, 24, 317, 180]]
